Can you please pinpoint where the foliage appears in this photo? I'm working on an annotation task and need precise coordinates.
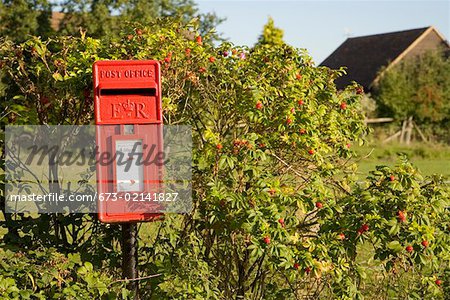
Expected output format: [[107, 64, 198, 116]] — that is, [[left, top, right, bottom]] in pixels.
[[374, 50, 450, 123], [256, 17, 285, 46], [0, 0, 54, 42], [0, 247, 134, 299], [359, 93, 377, 118], [0, 18, 449, 299], [0, 0, 223, 42]]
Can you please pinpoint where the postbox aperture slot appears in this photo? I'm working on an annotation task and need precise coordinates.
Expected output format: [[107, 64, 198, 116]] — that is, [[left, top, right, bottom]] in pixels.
[[100, 88, 156, 96]]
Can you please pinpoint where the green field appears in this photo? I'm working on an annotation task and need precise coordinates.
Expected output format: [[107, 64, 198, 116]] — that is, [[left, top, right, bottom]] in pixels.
[[354, 142, 450, 178]]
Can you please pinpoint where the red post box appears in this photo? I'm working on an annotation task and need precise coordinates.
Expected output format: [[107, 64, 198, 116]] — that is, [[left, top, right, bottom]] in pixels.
[[93, 60, 163, 223]]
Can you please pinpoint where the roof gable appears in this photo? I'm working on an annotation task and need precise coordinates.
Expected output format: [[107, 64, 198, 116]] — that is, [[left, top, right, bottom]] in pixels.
[[320, 27, 432, 90]]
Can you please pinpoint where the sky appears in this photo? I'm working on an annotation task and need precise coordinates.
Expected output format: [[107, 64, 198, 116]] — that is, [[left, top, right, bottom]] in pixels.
[[195, 0, 450, 64]]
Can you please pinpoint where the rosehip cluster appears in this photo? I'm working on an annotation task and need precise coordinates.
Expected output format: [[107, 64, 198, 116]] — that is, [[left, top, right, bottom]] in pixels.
[[232, 139, 252, 154], [357, 224, 369, 235]]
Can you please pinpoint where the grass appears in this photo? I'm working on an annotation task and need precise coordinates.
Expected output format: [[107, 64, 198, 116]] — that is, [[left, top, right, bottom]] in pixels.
[[353, 142, 450, 178]]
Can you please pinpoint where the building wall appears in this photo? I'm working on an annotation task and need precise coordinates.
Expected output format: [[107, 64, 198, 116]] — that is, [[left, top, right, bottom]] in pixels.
[[403, 29, 450, 60]]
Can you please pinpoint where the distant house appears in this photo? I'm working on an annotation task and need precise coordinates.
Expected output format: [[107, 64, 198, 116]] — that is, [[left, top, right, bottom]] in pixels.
[[50, 12, 65, 31], [320, 26, 450, 92]]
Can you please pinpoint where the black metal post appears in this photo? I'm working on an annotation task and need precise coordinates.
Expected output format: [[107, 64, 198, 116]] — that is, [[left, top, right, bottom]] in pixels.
[[122, 223, 139, 298]]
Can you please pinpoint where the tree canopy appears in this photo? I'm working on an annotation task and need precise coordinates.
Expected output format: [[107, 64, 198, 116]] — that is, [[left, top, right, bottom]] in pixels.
[[374, 50, 450, 123], [256, 17, 285, 46], [0, 0, 223, 42]]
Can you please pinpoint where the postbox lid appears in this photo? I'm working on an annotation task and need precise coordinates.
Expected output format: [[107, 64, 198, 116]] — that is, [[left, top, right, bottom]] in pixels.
[[93, 60, 162, 125]]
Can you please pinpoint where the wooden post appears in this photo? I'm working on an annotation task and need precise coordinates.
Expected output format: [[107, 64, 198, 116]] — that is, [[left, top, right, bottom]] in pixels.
[[405, 116, 413, 145], [413, 120, 428, 143], [400, 119, 407, 144]]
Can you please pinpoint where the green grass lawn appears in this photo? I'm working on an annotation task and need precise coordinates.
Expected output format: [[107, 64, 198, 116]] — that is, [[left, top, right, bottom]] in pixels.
[[353, 142, 450, 178]]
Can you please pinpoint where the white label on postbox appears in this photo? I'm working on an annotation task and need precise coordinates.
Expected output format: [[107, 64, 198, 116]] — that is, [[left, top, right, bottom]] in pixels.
[[115, 139, 144, 192]]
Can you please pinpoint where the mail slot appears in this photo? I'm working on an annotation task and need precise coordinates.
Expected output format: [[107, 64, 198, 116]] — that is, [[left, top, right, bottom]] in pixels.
[[93, 60, 163, 223]]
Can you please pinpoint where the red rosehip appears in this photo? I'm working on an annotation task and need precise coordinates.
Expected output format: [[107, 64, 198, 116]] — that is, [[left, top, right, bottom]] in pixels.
[[278, 218, 285, 227], [304, 267, 312, 274], [286, 118, 293, 125], [406, 245, 413, 253], [223, 51, 229, 57], [296, 73, 302, 80], [435, 279, 442, 286], [258, 143, 266, 148], [338, 233, 345, 240], [315, 202, 323, 209], [356, 86, 364, 95], [216, 143, 223, 150], [209, 56, 216, 63], [293, 263, 299, 270], [358, 224, 369, 235], [389, 175, 395, 182], [256, 102, 263, 110], [298, 99, 304, 106], [299, 129, 306, 135], [308, 149, 315, 155], [40, 96, 50, 106], [421, 240, 429, 248], [340, 102, 347, 110], [346, 143, 351, 149], [199, 67, 206, 73], [164, 56, 171, 63], [397, 210, 406, 222], [263, 236, 271, 245], [127, 34, 133, 41], [185, 48, 191, 56], [135, 28, 143, 36], [196, 35, 202, 45]]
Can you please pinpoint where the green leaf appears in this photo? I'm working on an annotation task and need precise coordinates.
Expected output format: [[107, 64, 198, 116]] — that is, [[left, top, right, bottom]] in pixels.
[[386, 241, 403, 253], [52, 72, 64, 81]]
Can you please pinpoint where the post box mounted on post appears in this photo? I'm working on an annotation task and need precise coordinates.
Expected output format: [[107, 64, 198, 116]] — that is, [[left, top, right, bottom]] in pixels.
[[93, 60, 163, 223]]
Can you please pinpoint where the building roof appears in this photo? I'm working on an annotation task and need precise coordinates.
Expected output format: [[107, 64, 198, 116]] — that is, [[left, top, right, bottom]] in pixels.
[[320, 27, 448, 90]]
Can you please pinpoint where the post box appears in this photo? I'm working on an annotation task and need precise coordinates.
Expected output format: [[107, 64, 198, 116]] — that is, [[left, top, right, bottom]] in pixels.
[[93, 60, 163, 223]]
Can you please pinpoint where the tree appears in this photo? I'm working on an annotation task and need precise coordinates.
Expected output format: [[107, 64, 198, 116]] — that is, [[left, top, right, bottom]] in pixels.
[[0, 0, 54, 42], [256, 17, 285, 46], [0, 0, 223, 41], [374, 50, 450, 124]]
